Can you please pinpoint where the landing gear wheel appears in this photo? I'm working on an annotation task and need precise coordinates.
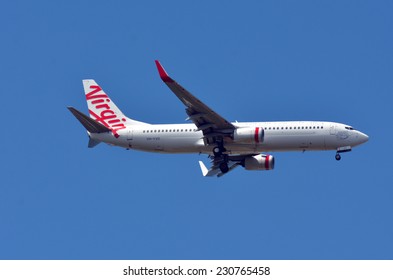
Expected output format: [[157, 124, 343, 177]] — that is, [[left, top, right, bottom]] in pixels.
[[213, 146, 222, 156], [213, 146, 226, 156], [335, 153, 341, 161], [219, 162, 229, 173]]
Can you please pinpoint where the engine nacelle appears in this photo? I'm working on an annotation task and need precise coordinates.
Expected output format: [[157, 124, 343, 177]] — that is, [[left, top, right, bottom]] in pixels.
[[244, 154, 275, 170], [233, 127, 264, 143]]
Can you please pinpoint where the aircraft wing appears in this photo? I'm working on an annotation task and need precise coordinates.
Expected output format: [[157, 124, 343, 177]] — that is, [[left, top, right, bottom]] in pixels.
[[155, 60, 235, 145]]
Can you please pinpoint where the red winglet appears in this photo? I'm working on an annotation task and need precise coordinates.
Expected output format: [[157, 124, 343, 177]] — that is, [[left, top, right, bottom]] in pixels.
[[155, 60, 174, 83]]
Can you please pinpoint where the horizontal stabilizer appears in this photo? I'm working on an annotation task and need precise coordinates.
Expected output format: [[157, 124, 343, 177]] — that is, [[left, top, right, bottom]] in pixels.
[[67, 107, 111, 134]]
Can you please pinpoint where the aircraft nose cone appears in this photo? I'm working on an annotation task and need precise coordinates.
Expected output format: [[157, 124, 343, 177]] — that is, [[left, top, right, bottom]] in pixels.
[[358, 132, 369, 145]]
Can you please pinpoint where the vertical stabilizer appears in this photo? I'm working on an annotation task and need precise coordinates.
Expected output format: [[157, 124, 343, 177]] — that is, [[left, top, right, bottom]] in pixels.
[[82, 80, 147, 137]]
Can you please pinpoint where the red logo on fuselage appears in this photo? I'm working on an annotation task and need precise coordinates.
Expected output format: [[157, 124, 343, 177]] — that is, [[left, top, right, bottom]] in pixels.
[[86, 85, 126, 138]]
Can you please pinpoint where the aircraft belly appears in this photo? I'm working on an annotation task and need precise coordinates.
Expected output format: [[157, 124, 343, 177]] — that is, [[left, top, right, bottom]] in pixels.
[[162, 136, 204, 153], [129, 134, 204, 154], [259, 133, 326, 152], [130, 135, 163, 151], [93, 133, 129, 148]]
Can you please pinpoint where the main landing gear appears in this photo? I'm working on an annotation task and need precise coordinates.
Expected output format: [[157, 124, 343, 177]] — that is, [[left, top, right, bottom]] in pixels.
[[212, 143, 229, 173], [213, 146, 222, 156], [213, 144, 226, 157], [219, 162, 229, 173]]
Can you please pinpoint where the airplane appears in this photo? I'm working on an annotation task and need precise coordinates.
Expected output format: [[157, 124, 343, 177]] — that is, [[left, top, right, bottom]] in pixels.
[[68, 60, 369, 177]]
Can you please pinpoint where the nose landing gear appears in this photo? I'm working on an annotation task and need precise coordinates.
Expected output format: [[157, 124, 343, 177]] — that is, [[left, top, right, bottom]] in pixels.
[[335, 146, 351, 161]]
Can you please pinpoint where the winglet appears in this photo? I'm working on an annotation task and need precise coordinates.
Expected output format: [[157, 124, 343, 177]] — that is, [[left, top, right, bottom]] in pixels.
[[155, 60, 174, 83], [198, 161, 209, 177]]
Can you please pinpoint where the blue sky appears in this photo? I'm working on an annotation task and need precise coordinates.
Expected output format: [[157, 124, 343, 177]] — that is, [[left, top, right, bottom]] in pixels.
[[0, 0, 392, 259]]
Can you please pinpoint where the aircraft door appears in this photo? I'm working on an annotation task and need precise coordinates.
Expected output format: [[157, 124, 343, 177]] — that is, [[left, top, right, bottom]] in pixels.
[[329, 124, 337, 135]]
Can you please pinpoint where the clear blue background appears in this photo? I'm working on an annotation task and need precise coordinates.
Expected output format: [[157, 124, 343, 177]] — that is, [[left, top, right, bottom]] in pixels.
[[0, 0, 392, 259]]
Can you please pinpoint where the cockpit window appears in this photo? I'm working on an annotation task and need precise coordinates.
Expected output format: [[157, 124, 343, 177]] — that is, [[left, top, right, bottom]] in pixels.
[[345, 126, 355, 130]]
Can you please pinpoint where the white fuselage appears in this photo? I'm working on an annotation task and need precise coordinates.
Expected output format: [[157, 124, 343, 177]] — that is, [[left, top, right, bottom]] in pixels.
[[69, 66, 369, 176], [90, 120, 369, 155]]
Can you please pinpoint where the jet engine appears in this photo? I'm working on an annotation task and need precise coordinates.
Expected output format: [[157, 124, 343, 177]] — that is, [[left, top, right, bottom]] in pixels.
[[243, 154, 274, 170], [233, 127, 264, 143]]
